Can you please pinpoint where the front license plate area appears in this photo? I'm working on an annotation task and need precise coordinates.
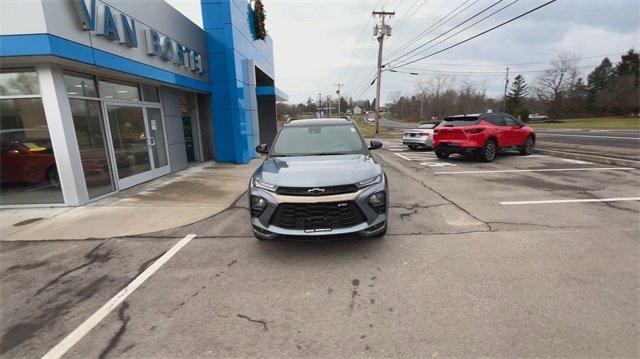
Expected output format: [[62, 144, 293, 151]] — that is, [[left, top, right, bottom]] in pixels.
[[304, 217, 332, 233]]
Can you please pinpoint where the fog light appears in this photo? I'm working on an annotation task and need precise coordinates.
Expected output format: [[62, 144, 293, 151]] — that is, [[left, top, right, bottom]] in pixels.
[[250, 195, 267, 217], [368, 191, 386, 213]]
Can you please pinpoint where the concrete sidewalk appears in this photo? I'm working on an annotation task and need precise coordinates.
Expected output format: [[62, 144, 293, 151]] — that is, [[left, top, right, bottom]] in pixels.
[[0, 160, 260, 241]]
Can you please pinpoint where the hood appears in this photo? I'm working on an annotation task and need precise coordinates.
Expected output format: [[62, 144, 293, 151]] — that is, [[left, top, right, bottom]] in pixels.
[[254, 154, 381, 188]]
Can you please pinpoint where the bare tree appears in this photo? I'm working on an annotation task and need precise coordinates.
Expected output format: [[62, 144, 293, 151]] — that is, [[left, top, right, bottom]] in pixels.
[[534, 54, 581, 118], [387, 90, 402, 106]]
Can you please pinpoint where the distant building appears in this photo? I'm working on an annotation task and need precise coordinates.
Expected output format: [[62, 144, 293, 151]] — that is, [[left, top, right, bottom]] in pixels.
[[353, 106, 363, 115]]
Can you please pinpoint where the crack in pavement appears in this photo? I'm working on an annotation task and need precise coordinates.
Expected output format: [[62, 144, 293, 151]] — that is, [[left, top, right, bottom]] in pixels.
[[237, 314, 268, 331], [581, 190, 640, 214], [35, 240, 111, 295], [98, 301, 131, 359], [376, 155, 493, 232], [486, 221, 597, 230]]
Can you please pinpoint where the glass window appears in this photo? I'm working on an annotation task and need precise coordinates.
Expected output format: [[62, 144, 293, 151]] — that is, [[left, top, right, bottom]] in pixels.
[[69, 99, 115, 198], [142, 86, 159, 103], [441, 117, 480, 127], [503, 116, 517, 126], [0, 69, 40, 96], [64, 72, 98, 98], [179, 91, 194, 108], [486, 116, 506, 126], [0, 98, 64, 204], [99, 79, 140, 101], [271, 124, 365, 157]]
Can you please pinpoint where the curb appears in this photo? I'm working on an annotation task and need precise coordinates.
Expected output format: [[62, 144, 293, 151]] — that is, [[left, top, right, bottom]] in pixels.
[[535, 148, 640, 169]]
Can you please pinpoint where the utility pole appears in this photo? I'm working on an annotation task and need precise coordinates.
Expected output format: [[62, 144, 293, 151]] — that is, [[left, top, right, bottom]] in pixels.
[[335, 83, 343, 115], [318, 93, 322, 118], [328, 95, 333, 117], [502, 67, 509, 112], [373, 10, 394, 134]]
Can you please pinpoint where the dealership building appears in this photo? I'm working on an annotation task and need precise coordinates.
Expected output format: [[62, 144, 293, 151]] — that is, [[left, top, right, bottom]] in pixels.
[[0, 0, 287, 206]]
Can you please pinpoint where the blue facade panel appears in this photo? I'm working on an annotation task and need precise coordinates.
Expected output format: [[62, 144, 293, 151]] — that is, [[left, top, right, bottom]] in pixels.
[[0, 34, 211, 92], [202, 0, 279, 164]]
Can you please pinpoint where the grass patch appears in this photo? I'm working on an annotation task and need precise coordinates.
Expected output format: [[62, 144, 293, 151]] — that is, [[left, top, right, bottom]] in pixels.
[[529, 117, 640, 129], [351, 116, 389, 137]]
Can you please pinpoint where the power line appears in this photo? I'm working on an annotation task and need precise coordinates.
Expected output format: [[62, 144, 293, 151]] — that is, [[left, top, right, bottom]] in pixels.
[[392, 52, 627, 69], [385, 0, 518, 66], [384, 0, 478, 60], [392, 0, 428, 31], [341, 0, 386, 94], [391, 0, 559, 69], [387, 63, 600, 77]]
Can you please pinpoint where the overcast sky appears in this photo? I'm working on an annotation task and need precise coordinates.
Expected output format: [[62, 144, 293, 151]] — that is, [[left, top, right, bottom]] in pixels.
[[166, 0, 639, 104]]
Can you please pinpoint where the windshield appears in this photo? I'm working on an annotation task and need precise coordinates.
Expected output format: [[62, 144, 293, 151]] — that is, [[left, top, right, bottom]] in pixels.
[[271, 124, 366, 157]]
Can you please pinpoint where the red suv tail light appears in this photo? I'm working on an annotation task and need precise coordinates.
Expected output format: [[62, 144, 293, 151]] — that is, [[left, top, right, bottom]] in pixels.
[[464, 128, 485, 134]]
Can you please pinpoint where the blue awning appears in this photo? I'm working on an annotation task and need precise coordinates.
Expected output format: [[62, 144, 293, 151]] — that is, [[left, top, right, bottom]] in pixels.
[[256, 86, 289, 101]]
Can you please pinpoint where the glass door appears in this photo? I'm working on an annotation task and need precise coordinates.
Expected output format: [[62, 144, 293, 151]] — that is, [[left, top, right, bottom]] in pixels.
[[104, 104, 169, 189], [145, 107, 168, 168]]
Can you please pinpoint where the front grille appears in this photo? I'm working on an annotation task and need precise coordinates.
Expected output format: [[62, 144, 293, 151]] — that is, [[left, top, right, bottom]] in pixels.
[[276, 184, 358, 196], [270, 201, 366, 230]]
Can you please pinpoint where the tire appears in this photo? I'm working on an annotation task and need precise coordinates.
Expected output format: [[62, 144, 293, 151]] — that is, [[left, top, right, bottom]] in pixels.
[[46, 166, 60, 187], [519, 136, 535, 155], [408, 145, 418, 150], [435, 151, 449, 159], [480, 139, 497, 162]]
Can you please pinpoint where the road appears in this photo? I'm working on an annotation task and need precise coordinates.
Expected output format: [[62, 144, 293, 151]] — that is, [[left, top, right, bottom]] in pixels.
[[536, 129, 640, 150], [1, 144, 639, 358]]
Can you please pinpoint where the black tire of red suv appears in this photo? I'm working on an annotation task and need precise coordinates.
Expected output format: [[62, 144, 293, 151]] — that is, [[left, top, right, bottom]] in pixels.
[[480, 139, 497, 162], [435, 151, 449, 159], [519, 136, 535, 156]]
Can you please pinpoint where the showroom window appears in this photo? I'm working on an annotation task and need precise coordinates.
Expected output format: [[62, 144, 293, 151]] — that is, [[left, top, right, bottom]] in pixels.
[[64, 71, 116, 199], [0, 69, 64, 205], [99, 78, 140, 101]]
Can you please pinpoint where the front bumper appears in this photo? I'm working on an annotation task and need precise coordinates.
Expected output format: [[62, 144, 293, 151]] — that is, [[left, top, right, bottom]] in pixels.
[[250, 177, 388, 240]]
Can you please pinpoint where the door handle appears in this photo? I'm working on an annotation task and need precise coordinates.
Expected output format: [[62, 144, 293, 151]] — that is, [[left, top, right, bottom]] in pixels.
[[148, 137, 156, 146]]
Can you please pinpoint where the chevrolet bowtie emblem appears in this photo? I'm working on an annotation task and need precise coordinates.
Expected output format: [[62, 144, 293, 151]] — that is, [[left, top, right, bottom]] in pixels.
[[308, 188, 325, 194]]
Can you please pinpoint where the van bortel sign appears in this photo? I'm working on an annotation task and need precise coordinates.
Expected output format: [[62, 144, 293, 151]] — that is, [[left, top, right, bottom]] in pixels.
[[71, 0, 206, 74]]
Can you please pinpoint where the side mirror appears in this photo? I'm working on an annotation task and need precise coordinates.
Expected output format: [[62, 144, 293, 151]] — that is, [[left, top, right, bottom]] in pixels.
[[255, 143, 269, 155], [369, 140, 383, 150]]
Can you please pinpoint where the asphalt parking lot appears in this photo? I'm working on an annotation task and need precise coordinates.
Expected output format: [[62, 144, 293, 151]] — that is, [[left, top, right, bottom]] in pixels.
[[1, 140, 639, 358]]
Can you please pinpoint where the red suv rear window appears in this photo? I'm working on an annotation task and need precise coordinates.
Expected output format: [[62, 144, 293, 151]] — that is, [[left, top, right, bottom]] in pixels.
[[441, 116, 480, 127]]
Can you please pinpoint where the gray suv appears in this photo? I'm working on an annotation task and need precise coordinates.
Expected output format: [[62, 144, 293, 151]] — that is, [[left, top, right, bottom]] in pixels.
[[249, 118, 388, 240]]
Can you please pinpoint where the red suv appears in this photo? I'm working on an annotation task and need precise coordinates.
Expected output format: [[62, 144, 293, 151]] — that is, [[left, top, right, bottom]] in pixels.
[[433, 113, 535, 162]]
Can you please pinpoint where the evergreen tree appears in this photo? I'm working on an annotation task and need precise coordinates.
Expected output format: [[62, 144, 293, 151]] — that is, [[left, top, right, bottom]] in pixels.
[[587, 57, 615, 103], [505, 74, 528, 119], [615, 49, 639, 86]]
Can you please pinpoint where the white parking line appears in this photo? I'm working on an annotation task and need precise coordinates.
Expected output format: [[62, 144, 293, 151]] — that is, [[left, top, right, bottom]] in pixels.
[[500, 197, 640, 205], [538, 133, 640, 140], [435, 167, 635, 175], [42, 234, 197, 359], [394, 153, 412, 161], [561, 158, 593, 164]]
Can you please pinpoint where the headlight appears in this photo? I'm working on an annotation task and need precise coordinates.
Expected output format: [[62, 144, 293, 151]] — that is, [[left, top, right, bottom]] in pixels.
[[356, 174, 383, 188], [252, 178, 277, 192], [250, 195, 268, 217], [368, 191, 386, 213]]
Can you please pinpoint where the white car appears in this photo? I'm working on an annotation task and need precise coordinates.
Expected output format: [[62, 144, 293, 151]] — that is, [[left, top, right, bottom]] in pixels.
[[402, 123, 438, 150], [529, 113, 548, 121]]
